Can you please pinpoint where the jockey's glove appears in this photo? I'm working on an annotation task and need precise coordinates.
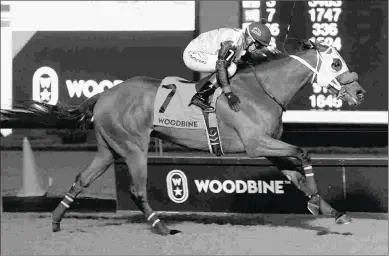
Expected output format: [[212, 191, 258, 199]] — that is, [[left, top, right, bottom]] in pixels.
[[225, 92, 241, 112]]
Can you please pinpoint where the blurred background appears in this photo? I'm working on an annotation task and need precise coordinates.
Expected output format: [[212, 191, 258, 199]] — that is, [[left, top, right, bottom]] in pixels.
[[1, 0, 387, 152]]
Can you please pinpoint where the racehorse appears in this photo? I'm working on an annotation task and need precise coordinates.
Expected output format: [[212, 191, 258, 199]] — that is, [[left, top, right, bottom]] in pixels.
[[1, 39, 365, 235]]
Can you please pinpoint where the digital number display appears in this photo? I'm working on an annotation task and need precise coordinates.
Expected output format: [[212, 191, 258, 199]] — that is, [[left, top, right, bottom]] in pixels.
[[241, 0, 388, 124], [264, 1, 279, 48], [307, 1, 343, 112]]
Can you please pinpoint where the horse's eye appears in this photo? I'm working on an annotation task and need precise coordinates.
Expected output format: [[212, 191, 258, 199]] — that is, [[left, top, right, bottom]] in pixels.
[[331, 58, 342, 71]]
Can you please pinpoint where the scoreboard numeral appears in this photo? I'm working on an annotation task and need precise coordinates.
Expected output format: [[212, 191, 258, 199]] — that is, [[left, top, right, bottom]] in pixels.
[[309, 7, 342, 22], [266, 8, 275, 22]]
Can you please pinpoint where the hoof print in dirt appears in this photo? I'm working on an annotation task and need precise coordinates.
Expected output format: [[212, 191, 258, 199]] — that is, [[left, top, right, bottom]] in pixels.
[[169, 229, 181, 235]]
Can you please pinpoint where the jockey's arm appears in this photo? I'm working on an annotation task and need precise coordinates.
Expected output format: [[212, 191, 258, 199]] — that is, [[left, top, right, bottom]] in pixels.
[[216, 40, 241, 112], [216, 41, 237, 94]]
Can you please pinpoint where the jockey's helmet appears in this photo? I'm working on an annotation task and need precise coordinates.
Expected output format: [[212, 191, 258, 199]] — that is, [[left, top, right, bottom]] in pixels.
[[245, 20, 271, 47]]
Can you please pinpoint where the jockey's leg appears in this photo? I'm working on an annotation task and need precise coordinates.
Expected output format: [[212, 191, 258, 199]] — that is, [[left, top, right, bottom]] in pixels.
[[191, 65, 237, 112], [183, 50, 217, 112], [242, 135, 351, 224], [189, 74, 217, 112], [183, 48, 238, 112]]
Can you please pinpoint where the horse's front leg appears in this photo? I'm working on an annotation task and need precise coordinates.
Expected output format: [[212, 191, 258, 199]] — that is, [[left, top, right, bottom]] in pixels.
[[242, 134, 351, 224]]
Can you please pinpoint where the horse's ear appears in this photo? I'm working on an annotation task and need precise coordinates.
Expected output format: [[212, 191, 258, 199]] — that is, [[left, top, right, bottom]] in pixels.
[[307, 39, 317, 49], [300, 39, 314, 50], [308, 39, 317, 49]]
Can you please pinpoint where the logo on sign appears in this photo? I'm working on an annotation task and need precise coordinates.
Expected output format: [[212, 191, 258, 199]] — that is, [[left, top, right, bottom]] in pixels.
[[66, 79, 123, 98], [194, 179, 291, 194], [32, 66, 59, 105], [166, 170, 189, 203]]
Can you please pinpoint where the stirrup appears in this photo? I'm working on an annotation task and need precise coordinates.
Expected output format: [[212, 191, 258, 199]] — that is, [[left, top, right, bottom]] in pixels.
[[203, 107, 215, 113], [190, 97, 215, 113]]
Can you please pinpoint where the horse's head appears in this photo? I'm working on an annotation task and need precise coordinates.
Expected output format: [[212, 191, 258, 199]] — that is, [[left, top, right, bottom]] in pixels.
[[295, 40, 366, 106]]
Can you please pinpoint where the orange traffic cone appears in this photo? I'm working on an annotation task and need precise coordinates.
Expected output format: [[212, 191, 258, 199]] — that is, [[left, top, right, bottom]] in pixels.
[[17, 137, 47, 197]]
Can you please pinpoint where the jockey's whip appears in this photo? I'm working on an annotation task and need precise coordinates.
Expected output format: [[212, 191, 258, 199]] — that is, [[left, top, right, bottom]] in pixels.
[[282, 1, 296, 53]]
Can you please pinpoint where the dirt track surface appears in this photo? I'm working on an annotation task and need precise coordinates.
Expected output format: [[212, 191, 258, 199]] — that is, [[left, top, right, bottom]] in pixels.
[[1, 212, 387, 255]]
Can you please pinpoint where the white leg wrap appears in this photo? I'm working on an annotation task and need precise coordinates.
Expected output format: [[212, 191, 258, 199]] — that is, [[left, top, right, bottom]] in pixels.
[[147, 212, 155, 221], [152, 219, 160, 227], [65, 195, 74, 202], [61, 201, 69, 208]]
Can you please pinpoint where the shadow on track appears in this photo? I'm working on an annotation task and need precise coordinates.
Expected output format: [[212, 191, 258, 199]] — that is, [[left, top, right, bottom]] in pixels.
[[37, 212, 366, 236]]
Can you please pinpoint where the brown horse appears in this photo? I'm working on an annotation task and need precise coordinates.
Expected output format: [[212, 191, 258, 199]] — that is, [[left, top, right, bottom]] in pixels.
[[1, 40, 365, 235]]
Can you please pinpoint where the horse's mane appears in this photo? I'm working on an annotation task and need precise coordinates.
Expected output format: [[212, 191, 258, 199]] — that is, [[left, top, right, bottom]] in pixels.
[[237, 39, 326, 71]]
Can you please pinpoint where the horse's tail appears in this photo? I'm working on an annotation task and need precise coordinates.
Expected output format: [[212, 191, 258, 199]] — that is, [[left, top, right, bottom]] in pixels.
[[0, 94, 100, 132]]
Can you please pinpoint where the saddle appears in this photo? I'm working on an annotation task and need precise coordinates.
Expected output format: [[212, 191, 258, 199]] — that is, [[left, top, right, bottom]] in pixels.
[[153, 76, 224, 156]]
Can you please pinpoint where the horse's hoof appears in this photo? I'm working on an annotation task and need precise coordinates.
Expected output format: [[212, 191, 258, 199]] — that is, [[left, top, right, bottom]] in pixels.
[[335, 214, 352, 225], [307, 202, 320, 215], [169, 229, 181, 235], [153, 222, 170, 236], [52, 222, 61, 232], [153, 222, 180, 236]]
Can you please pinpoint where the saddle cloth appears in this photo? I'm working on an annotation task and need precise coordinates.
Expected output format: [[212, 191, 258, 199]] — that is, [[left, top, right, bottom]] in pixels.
[[153, 76, 222, 130], [153, 76, 224, 155]]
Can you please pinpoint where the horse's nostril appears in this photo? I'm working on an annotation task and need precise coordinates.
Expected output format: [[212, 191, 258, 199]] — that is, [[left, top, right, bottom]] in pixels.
[[356, 90, 363, 98]]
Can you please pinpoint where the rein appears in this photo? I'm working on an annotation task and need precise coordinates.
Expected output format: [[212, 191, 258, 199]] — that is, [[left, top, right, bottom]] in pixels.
[[248, 0, 291, 112], [282, 1, 296, 53], [289, 47, 355, 100], [290, 49, 342, 91], [245, 0, 354, 110], [249, 65, 287, 112], [249, 47, 355, 110]]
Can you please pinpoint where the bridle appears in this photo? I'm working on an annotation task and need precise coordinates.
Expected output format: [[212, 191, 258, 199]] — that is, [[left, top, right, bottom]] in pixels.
[[249, 46, 347, 112], [290, 46, 347, 100], [248, 0, 348, 111]]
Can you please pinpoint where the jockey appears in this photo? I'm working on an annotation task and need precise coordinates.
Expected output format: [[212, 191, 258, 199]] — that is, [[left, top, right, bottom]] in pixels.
[[183, 19, 272, 112]]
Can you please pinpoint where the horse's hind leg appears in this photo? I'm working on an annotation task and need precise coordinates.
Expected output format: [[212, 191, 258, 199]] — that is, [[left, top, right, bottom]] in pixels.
[[121, 140, 180, 236], [52, 132, 114, 232]]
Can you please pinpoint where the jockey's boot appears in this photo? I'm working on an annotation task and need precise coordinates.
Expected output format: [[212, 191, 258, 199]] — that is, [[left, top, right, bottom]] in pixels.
[[189, 80, 216, 113]]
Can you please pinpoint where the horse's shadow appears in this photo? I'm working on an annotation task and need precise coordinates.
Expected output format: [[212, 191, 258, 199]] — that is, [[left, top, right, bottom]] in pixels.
[[59, 212, 353, 236]]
